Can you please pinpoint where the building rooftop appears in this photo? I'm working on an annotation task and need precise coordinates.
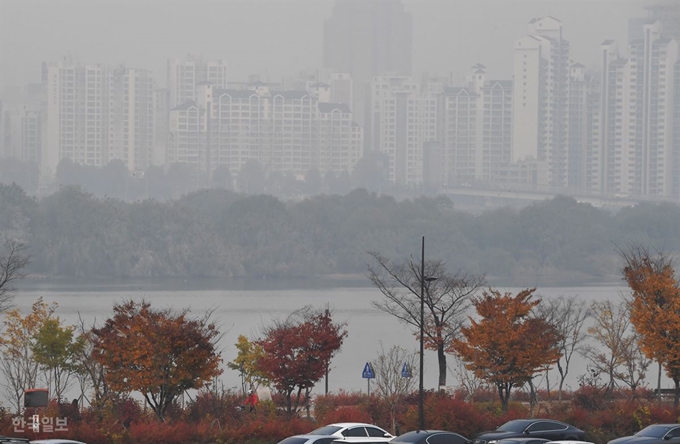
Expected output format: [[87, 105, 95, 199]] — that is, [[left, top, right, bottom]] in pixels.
[[170, 100, 197, 111], [318, 102, 351, 113]]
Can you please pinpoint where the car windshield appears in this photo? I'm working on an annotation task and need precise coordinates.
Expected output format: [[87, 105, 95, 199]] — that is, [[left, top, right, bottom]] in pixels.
[[498, 440, 522, 444], [278, 438, 312, 444], [311, 427, 343, 436], [498, 421, 534, 433], [635, 426, 670, 438]]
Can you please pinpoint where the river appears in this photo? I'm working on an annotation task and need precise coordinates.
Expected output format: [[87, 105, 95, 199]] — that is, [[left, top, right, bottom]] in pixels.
[[7, 280, 669, 405]]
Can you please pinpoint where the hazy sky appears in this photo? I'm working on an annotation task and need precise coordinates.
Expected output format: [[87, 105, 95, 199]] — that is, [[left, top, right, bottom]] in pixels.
[[0, 0, 648, 91]]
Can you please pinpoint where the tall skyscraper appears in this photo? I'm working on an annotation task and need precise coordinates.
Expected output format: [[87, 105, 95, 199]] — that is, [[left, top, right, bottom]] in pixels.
[[595, 20, 679, 198], [441, 65, 513, 184], [368, 76, 437, 185], [323, 0, 412, 130], [513, 17, 570, 187], [107, 67, 155, 171], [44, 59, 155, 175]]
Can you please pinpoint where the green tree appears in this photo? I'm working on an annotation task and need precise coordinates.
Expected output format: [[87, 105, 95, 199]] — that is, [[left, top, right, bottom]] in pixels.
[[227, 334, 269, 394], [32, 317, 85, 402]]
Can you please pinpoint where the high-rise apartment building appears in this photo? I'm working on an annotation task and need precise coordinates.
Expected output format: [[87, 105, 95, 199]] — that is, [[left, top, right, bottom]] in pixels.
[[44, 59, 155, 174], [107, 67, 155, 171], [323, 0, 412, 127], [565, 63, 598, 190], [440, 65, 512, 184], [368, 75, 437, 185], [513, 17, 570, 187], [45, 61, 108, 173], [167, 55, 228, 109], [20, 109, 42, 164], [595, 21, 679, 198]]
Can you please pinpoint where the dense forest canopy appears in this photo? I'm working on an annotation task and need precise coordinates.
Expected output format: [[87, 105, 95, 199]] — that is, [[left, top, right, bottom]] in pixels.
[[1, 182, 679, 286]]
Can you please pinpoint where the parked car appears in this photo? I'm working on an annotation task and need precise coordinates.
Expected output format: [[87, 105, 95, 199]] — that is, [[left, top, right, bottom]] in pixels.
[[308, 423, 394, 443], [607, 424, 680, 444], [390, 430, 469, 444], [472, 420, 585, 444], [546, 441, 595, 444], [498, 437, 551, 444], [30, 440, 86, 444], [277, 435, 339, 444], [0, 437, 30, 444]]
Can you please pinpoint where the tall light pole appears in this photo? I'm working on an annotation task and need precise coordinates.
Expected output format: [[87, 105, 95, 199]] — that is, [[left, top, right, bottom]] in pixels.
[[419, 236, 437, 431]]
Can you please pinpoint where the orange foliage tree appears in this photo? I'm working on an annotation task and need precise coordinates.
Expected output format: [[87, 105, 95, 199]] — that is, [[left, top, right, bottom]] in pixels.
[[92, 300, 222, 421], [620, 246, 680, 408], [449, 288, 562, 411]]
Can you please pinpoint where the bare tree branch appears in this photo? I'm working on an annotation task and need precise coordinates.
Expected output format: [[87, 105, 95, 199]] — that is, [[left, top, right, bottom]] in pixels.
[[0, 240, 31, 312], [367, 251, 485, 387]]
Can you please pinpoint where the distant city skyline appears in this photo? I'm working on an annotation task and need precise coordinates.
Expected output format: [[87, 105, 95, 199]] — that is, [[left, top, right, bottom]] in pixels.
[[1, 0, 648, 93]]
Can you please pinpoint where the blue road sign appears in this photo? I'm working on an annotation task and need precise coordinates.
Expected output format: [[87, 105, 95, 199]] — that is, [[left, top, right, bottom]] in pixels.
[[401, 362, 412, 378], [362, 362, 374, 379]]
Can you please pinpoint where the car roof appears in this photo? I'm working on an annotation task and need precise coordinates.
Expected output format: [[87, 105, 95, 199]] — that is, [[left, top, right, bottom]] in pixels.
[[546, 441, 594, 444], [328, 423, 382, 428]]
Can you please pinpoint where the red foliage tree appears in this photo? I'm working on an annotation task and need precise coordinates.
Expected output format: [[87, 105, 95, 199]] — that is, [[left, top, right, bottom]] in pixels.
[[257, 307, 347, 415]]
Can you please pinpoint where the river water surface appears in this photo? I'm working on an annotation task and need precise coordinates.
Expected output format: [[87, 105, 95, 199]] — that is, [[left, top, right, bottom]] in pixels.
[[10, 281, 668, 404]]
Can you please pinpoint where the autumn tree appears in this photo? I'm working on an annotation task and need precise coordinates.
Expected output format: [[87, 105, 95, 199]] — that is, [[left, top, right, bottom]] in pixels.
[[227, 334, 269, 394], [92, 300, 223, 421], [71, 316, 110, 411], [372, 343, 418, 435], [0, 298, 56, 413], [620, 246, 680, 407], [536, 295, 591, 400], [582, 300, 636, 392], [256, 306, 347, 415], [32, 317, 85, 402], [368, 252, 485, 388], [449, 288, 562, 411], [0, 240, 30, 312]]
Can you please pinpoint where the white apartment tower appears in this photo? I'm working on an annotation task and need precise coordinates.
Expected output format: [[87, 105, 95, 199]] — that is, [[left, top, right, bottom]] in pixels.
[[629, 21, 678, 196], [513, 17, 570, 187], [107, 67, 155, 171], [566, 63, 598, 190], [441, 65, 513, 184], [45, 61, 108, 174], [167, 55, 228, 109], [44, 60, 156, 175], [369, 76, 437, 185], [595, 21, 678, 198]]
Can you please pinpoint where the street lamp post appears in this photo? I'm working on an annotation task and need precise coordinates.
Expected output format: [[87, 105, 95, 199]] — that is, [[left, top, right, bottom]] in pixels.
[[419, 236, 437, 431]]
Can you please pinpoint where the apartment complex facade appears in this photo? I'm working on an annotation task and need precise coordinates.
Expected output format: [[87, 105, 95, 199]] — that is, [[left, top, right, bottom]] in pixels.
[[168, 83, 363, 180]]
